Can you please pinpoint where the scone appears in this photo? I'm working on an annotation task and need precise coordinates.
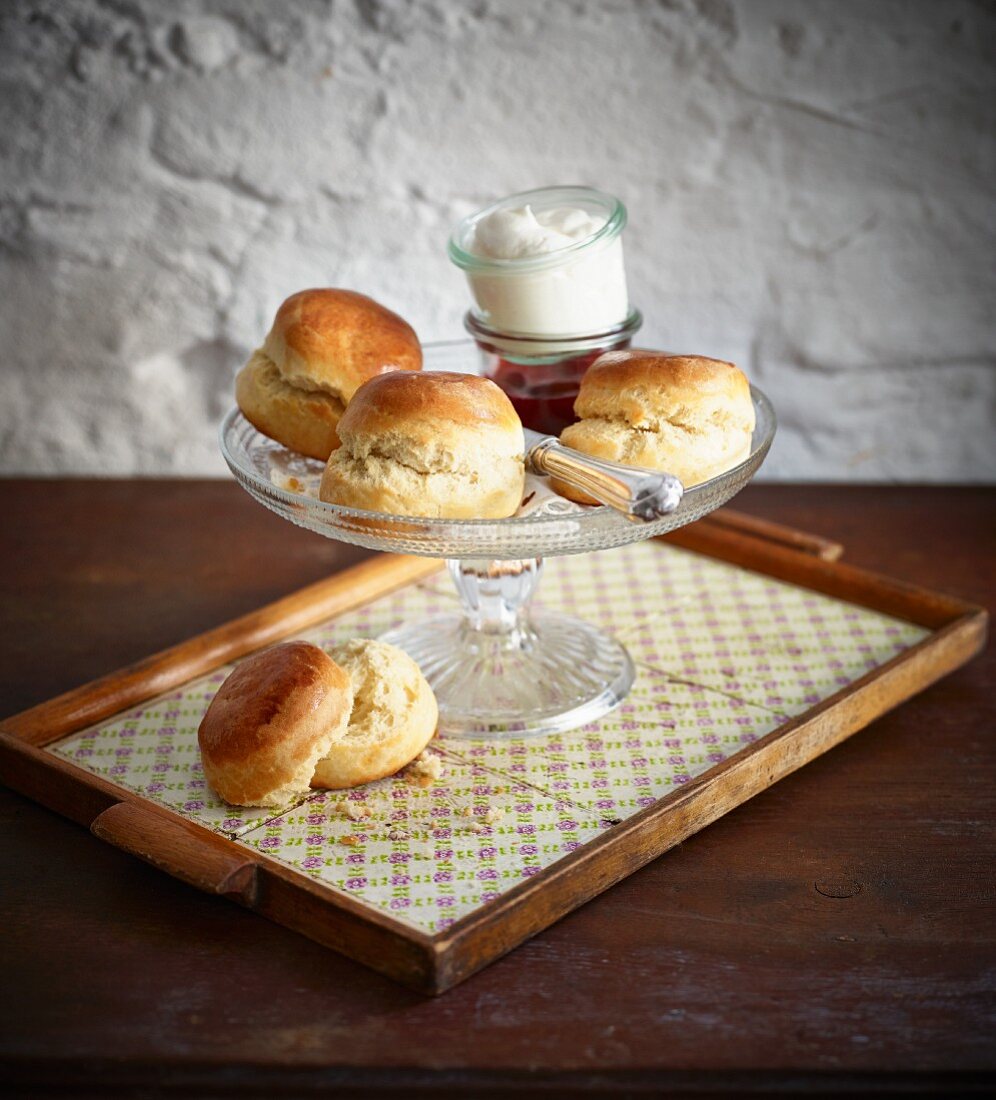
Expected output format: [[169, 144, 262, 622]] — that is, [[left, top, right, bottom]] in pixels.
[[319, 371, 526, 518], [235, 288, 422, 460], [197, 641, 353, 808], [311, 639, 438, 790], [556, 350, 755, 500]]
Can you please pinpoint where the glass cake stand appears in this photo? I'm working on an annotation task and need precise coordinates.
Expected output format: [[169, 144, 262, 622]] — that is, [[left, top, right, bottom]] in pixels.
[[221, 341, 776, 738]]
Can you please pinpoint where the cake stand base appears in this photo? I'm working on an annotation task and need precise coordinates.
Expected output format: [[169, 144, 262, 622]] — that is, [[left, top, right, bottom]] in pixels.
[[380, 558, 634, 739], [381, 609, 634, 739]]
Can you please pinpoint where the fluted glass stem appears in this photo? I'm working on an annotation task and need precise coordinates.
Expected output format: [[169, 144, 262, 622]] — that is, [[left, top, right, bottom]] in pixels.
[[377, 555, 633, 738], [447, 557, 543, 642]]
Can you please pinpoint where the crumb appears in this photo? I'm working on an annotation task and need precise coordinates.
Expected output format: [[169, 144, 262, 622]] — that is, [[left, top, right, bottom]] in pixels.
[[468, 820, 487, 834], [406, 751, 444, 788], [272, 471, 305, 493], [457, 806, 474, 818], [484, 806, 506, 824], [388, 827, 410, 841], [340, 834, 361, 846], [342, 802, 373, 822]]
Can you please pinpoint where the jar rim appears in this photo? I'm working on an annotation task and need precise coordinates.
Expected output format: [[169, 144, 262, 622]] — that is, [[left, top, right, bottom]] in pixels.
[[464, 307, 643, 354], [448, 185, 627, 274]]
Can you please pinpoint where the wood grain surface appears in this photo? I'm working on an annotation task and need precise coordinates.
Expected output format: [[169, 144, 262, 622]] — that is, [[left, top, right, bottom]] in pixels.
[[0, 481, 993, 1096]]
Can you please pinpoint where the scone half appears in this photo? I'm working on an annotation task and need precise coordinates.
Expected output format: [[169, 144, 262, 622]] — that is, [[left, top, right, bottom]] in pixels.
[[198, 641, 353, 808], [311, 639, 438, 790]]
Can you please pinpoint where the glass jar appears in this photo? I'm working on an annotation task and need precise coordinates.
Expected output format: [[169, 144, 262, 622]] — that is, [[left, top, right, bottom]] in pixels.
[[464, 309, 643, 436], [448, 185, 641, 435]]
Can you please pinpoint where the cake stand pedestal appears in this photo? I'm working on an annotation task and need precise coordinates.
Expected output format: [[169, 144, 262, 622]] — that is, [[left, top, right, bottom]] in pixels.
[[381, 557, 634, 737]]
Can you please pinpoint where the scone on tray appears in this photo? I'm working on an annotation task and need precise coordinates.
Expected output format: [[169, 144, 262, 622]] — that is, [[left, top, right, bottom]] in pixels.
[[197, 641, 353, 808], [556, 350, 755, 500], [311, 639, 438, 790], [319, 371, 526, 518], [236, 288, 422, 461], [198, 639, 439, 805]]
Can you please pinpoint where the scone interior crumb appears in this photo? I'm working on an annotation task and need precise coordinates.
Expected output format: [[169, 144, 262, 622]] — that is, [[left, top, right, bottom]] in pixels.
[[335, 639, 421, 742], [405, 750, 445, 787], [249, 347, 350, 407]]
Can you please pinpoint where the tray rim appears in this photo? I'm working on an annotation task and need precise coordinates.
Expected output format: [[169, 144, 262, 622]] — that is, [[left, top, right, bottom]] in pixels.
[[0, 517, 987, 995]]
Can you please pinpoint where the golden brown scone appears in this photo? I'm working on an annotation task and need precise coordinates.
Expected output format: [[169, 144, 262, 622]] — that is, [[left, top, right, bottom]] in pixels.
[[235, 289, 422, 461], [198, 641, 353, 808], [319, 371, 525, 518], [311, 639, 438, 790], [556, 350, 755, 500]]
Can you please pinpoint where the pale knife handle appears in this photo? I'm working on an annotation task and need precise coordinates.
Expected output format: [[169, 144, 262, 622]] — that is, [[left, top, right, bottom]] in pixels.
[[527, 437, 683, 521]]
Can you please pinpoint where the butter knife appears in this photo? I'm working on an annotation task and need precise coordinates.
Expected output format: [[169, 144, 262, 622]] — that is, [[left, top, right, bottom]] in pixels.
[[523, 428, 684, 522]]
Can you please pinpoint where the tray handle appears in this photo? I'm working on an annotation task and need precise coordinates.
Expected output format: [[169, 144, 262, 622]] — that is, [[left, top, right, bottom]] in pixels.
[[91, 801, 259, 905]]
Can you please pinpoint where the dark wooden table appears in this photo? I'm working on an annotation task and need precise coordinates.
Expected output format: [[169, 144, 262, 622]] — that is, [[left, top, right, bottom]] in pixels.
[[1, 482, 993, 1097]]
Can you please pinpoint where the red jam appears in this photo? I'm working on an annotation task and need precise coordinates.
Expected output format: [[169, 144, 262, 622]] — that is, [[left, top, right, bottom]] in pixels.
[[484, 349, 614, 436]]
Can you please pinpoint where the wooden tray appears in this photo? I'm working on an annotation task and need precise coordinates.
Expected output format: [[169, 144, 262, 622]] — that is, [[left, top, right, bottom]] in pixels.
[[0, 510, 985, 995]]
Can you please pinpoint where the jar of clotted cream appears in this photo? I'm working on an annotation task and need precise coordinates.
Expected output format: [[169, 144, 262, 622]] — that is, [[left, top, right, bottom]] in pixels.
[[448, 186, 642, 436]]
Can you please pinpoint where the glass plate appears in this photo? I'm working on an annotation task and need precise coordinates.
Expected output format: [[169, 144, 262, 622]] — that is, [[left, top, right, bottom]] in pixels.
[[220, 342, 776, 560]]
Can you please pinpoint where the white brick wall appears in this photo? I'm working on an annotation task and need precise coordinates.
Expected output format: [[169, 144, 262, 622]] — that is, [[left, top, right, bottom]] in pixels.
[[1, 0, 994, 479]]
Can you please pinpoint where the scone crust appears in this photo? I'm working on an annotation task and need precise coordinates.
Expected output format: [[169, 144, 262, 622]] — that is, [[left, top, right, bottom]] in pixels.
[[557, 350, 755, 497], [335, 370, 522, 441], [264, 288, 422, 403], [198, 641, 353, 807], [319, 371, 525, 518], [573, 350, 752, 425], [311, 639, 438, 790]]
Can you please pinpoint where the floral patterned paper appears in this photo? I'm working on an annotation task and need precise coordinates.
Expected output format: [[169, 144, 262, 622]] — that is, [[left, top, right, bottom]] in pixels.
[[444, 674, 781, 822], [246, 745, 607, 932], [50, 541, 929, 935]]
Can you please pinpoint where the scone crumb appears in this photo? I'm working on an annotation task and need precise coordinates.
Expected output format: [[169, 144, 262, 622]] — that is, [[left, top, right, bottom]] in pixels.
[[388, 826, 411, 841], [468, 820, 487, 834], [458, 806, 474, 818], [271, 470, 307, 494], [341, 801, 373, 822], [484, 806, 506, 824], [406, 751, 444, 788], [340, 834, 361, 846]]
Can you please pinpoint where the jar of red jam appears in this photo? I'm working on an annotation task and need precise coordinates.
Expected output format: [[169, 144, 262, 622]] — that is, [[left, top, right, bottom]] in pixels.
[[463, 309, 643, 436]]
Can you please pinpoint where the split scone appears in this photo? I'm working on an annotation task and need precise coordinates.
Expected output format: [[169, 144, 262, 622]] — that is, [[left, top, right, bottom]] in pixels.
[[236, 288, 422, 461], [319, 371, 525, 518], [556, 350, 755, 500], [198, 639, 439, 802]]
